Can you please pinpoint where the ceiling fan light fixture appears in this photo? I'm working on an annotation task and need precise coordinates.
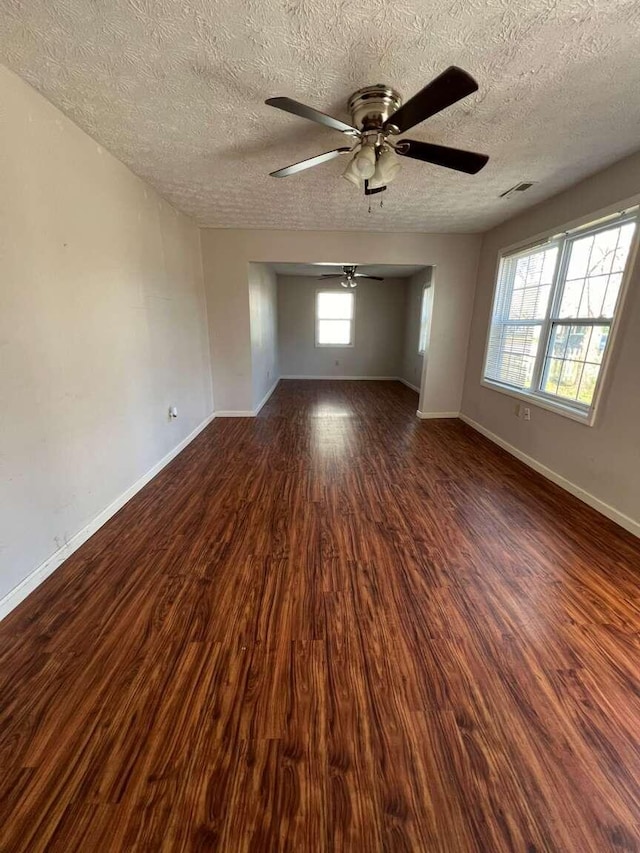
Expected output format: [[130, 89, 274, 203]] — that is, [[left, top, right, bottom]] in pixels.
[[342, 156, 363, 187], [367, 175, 385, 190], [318, 265, 383, 287], [353, 144, 376, 179], [370, 147, 401, 189]]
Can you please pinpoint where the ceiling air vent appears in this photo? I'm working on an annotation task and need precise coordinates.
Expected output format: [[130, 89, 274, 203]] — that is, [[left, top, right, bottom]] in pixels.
[[500, 181, 537, 198]]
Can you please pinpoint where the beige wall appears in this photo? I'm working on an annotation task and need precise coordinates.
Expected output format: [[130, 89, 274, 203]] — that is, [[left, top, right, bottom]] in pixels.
[[249, 263, 278, 410], [0, 66, 213, 606], [401, 269, 431, 390], [201, 230, 481, 415], [462, 150, 640, 531], [277, 275, 406, 378]]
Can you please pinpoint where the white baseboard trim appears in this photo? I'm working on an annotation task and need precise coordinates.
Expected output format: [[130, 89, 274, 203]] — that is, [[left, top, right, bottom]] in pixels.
[[459, 413, 640, 539], [280, 375, 400, 381], [417, 410, 460, 419], [0, 411, 216, 623], [254, 377, 280, 415], [398, 378, 421, 394], [214, 411, 256, 417]]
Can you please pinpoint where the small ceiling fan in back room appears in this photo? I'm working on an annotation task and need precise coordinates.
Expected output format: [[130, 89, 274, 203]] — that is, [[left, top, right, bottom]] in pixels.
[[265, 66, 489, 196], [319, 265, 383, 288]]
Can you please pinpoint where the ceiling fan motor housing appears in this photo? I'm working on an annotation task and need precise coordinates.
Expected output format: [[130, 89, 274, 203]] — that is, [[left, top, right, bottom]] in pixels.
[[347, 85, 402, 133]]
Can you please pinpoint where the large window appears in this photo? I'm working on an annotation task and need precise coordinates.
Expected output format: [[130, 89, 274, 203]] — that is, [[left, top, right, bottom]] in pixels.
[[316, 290, 355, 347], [483, 211, 637, 422]]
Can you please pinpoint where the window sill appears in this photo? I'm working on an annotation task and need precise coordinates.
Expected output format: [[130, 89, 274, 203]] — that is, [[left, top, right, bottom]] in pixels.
[[480, 379, 596, 426]]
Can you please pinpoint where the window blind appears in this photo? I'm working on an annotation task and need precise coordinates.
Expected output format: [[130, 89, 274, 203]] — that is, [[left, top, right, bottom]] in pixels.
[[485, 243, 559, 390]]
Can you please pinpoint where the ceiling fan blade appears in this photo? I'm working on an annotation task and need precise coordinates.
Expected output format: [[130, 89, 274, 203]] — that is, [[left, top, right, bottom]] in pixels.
[[354, 274, 384, 280], [384, 66, 478, 134], [269, 147, 352, 178], [266, 97, 360, 135], [396, 140, 488, 174], [319, 274, 345, 279]]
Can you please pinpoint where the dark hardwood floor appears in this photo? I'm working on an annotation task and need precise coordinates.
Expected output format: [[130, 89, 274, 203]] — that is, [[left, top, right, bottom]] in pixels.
[[1, 380, 639, 852]]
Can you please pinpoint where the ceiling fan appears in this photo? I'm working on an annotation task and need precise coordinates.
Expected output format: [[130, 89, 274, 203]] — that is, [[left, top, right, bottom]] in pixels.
[[265, 66, 489, 195], [319, 265, 383, 288]]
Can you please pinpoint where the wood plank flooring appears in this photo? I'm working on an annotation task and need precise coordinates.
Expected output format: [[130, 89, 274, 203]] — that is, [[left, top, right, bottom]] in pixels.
[[1, 379, 639, 852]]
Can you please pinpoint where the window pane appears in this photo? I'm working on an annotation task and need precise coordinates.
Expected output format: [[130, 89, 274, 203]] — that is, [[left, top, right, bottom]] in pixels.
[[543, 354, 585, 400], [589, 227, 620, 275], [585, 325, 609, 364], [317, 291, 353, 320], [541, 323, 610, 404], [418, 287, 430, 353], [318, 319, 352, 345], [565, 234, 591, 279], [602, 272, 622, 317], [578, 363, 601, 406], [508, 247, 557, 320], [558, 279, 582, 318], [578, 275, 608, 318], [485, 324, 540, 389], [556, 359, 583, 400], [509, 283, 552, 320], [550, 324, 569, 357], [484, 244, 557, 392], [558, 220, 636, 320], [566, 324, 592, 362], [542, 358, 563, 396], [613, 223, 635, 271]]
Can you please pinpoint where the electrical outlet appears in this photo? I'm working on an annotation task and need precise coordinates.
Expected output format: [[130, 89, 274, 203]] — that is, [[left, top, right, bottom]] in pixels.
[[523, 407, 531, 421]]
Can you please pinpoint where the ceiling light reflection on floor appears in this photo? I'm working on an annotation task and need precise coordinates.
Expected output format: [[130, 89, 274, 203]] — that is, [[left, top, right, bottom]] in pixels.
[[310, 413, 354, 460], [310, 404, 352, 418]]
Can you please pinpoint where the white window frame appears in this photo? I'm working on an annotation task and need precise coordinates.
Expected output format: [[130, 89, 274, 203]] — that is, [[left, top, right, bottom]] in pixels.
[[481, 206, 640, 426], [418, 284, 430, 355], [315, 289, 355, 348]]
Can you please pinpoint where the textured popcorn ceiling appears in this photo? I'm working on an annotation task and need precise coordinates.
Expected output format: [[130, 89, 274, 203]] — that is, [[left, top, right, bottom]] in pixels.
[[1, 0, 639, 232]]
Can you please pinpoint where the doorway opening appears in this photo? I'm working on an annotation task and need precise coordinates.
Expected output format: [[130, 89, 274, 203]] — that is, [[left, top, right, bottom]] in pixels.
[[248, 262, 432, 414]]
